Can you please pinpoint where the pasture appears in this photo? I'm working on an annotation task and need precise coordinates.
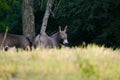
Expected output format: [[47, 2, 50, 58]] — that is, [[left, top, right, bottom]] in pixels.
[[0, 45, 120, 80]]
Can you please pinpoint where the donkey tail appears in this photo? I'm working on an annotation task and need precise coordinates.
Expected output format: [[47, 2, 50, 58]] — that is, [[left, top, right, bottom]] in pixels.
[[25, 37, 32, 50]]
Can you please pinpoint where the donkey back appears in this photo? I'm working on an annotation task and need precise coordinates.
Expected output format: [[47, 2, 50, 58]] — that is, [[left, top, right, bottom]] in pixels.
[[0, 33, 32, 50]]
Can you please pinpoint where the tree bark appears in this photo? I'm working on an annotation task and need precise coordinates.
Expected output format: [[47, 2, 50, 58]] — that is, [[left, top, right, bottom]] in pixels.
[[40, 0, 54, 35], [22, 0, 35, 42]]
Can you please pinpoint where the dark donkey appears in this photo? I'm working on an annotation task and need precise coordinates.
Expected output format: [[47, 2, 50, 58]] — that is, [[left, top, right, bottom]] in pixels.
[[34, 26, 68, 48], [0, 33, 32, 51]]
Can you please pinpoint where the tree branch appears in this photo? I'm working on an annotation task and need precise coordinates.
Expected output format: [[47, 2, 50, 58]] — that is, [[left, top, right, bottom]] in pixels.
[[40, 0, 54, 35]]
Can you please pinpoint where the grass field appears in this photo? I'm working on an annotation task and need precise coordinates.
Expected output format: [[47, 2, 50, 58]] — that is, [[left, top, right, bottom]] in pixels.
[[0, 45, 120, 80]]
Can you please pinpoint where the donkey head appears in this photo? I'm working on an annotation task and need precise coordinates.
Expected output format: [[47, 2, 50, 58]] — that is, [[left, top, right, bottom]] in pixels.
[[59, 26, 69, 45]]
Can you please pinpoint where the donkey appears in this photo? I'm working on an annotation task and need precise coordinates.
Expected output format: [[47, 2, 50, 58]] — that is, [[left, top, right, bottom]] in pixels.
[[0, 33, 32, 51], [34, 26, 69, 48]]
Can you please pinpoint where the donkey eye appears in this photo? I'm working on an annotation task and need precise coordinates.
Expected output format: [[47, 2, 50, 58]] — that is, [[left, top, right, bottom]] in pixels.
[[60, 34, 64, 38], [63, 35, 66, 39]]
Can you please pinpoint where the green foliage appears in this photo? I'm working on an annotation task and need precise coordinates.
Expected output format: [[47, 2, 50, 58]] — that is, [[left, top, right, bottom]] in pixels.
[[0, 0, 19, 14], [0, 0, 22, 34], [0, 0, 11, 13], [51, 0, 120, 48], [0, 0, 120, 48], [94, 20, 120, 48]]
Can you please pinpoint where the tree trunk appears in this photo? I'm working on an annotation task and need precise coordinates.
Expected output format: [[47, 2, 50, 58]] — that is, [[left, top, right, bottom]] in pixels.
[[40, 0, 54, 35], [22, 0, 35, 42]]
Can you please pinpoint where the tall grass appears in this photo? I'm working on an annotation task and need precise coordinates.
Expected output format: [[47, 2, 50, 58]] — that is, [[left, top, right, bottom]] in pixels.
[[0, 45, 120, 80]]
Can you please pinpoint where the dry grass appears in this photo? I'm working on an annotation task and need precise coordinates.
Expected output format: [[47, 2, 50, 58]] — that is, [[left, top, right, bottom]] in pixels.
[[0, 45, 120, 80]]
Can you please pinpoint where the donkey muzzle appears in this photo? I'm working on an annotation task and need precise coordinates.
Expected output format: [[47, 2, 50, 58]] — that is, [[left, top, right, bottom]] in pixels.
[[4, 46, 9, 51], [63, 39, 68, 44]]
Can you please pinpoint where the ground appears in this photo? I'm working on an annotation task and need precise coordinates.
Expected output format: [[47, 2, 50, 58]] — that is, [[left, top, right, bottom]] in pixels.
[[0, 45, 120, 80]]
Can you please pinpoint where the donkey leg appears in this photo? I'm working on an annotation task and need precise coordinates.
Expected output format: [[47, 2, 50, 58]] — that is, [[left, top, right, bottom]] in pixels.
[[24, 46, 31, 51]]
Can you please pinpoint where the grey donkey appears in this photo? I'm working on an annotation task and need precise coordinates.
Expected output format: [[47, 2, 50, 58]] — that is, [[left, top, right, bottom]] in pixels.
[[34, 26, 69, 48]]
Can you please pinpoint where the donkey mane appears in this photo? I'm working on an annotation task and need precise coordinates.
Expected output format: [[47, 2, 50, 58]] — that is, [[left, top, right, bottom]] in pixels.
[[51, 32, 61, 41]]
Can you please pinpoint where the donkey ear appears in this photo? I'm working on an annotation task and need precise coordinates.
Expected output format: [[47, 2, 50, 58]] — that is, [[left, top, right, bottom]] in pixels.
[[59, 26, 62, 32], [64, 25, 68, 32]]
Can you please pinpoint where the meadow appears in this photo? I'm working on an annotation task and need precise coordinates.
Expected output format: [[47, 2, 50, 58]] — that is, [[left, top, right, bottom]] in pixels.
[[0, 45, 120, 80]]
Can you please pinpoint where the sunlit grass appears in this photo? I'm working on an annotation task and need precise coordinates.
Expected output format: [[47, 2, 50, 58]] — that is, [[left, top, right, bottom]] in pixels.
[[0, 45, 120, 80]]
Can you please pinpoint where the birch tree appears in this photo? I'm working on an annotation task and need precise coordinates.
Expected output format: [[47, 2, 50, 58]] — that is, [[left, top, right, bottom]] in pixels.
[[40, 0, 54, 35]]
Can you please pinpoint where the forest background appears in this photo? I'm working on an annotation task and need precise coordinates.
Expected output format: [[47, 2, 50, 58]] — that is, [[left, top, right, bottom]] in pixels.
[[0, 0, 120, 48]]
